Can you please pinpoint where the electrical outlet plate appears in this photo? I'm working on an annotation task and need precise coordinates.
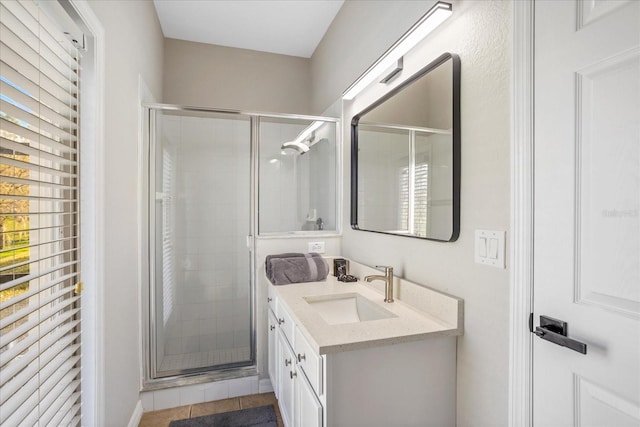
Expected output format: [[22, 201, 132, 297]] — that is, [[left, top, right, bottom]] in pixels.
[[308, 241, 325, 253]]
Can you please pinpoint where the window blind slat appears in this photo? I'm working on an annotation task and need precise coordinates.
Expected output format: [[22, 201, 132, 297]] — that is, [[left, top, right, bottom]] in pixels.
[[0, 369, 39, 420], [1, 136, 77, 166], [0, 354, 39, 405], [0, 354, 80, 423], [0, 333, 80, 387], [1, 99, 77, 143], [0, 60, 78, 121], [0, 116, 77, 154], [0, 314, 79, 367], [0, 16, 78, 91], [0, 244, 76, 275], [59, 404, 82, 427], [48, 399, 82, 427], [9, 0, 80, 68], [0, 193, 76, 203], [1, 1, 79, 68], [0, 259, 78, 292], [0, 272, 78, 314], [47, 396, 81, 427], [40, 361, 81, 405], [39, 379, 81, 425], [0, 234, 77, 260], [0, 238, 78, 263], [0, 174, 77, 191], [0, 385, 40, 425], [0, 209, 75, 218], [0, 40, 77, 104], [0, 282, 76, 330], [0, 154, 76, 178], [0, 295, 78, 347]]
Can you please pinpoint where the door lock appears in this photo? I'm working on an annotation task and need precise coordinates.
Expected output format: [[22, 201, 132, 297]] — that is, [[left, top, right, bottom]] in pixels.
[[533, 315, 587, 354]]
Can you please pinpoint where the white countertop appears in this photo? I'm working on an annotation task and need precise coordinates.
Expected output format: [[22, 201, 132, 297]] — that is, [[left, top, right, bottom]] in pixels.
[[270, 269, 463, 355]]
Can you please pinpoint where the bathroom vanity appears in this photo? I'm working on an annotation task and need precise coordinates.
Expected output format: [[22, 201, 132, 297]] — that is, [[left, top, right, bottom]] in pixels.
[[267, 260, 463, 427]]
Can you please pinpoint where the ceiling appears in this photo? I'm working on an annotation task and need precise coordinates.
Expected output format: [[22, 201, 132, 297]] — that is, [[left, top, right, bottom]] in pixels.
[[153, 0, 345, 58]]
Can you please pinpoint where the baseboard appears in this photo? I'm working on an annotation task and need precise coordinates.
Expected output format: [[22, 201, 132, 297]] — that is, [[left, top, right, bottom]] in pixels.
[[128, 400, 143, 427], [258, 378, 273, 393]]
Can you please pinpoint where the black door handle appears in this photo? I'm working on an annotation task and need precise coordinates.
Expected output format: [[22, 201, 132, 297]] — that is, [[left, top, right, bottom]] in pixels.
[[533, 315, 587, 354]]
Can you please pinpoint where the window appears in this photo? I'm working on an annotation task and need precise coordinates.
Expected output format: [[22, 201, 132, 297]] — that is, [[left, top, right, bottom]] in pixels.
[[1, 0, 82, 424], [398, 162, 429, 236]]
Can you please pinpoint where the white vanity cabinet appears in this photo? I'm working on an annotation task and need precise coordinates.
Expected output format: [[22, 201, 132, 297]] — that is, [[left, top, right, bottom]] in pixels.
[[269, 295, 323, 427], [266, 265, 463, 427], [295, 363, 322, 427], [277, 327, 296, 427], [267, 309, 278, 397]]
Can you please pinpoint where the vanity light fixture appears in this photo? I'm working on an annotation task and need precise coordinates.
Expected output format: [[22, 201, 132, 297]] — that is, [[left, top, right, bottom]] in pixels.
[[342, 1, 452, 100], [280, 120, 325, 154]]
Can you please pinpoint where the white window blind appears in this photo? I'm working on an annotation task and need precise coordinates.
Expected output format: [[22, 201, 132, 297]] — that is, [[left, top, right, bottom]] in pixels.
[[0, 0, 81, 425], [398, 162, 429, 237]]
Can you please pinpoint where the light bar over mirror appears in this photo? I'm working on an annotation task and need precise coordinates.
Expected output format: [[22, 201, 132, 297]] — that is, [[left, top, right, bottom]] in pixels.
[[342, 1, 453, 100]]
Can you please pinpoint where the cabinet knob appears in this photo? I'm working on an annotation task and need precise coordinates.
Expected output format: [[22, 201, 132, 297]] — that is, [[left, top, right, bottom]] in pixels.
[[270, 325, 275, 331], [267, 297, 272, 302], [290, 371, 297, 379], [285, 358, 292, 366], [278, 318, 284, 325], [297, 353, 306, 362]]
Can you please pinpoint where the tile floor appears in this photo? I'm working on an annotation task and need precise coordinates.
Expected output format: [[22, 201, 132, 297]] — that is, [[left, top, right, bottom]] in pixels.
[[138, 392, 284, 427]]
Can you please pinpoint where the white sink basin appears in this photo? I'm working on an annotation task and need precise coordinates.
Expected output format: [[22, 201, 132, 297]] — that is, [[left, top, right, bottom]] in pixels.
[[304, 293, 397, 325]]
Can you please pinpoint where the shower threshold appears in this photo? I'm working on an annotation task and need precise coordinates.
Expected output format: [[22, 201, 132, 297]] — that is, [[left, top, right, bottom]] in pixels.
[[160, 347, 251, 372]]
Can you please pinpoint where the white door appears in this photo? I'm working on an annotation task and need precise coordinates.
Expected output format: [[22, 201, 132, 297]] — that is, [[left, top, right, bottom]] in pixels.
[[533, 0, 640, 425]]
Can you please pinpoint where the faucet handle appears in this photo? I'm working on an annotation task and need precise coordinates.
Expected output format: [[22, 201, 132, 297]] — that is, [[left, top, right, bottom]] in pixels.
[[375, 265, 393, 273]]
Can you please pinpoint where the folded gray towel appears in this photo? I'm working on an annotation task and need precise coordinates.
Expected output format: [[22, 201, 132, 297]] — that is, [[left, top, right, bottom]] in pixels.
[[265, 253, 305, 281], [266, 253, 329, 285]]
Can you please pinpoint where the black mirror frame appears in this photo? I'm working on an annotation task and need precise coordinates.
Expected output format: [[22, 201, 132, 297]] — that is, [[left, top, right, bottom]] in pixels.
[[350, 52, 461, 242]]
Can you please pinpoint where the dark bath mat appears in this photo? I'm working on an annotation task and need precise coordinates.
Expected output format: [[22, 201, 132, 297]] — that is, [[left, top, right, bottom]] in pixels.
[[169, 404, 277, 427]]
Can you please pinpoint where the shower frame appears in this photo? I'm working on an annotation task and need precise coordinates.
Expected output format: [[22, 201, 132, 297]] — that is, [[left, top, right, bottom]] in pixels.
[[141, 103, 340, 390]]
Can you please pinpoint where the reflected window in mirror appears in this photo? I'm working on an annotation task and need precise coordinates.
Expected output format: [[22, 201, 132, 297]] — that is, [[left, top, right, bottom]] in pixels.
[[351, 53, 460, 241]]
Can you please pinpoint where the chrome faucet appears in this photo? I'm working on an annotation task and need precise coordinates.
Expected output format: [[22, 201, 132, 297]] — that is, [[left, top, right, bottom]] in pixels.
[[364, 265, 394, 303]]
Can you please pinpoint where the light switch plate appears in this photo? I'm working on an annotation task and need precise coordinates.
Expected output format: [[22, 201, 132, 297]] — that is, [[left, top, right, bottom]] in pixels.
[[308, 241, 325, 254], [475, 230, 506, 268]]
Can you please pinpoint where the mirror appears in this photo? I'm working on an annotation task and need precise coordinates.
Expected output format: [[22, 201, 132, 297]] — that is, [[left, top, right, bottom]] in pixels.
[[351, 52, 460, 241]]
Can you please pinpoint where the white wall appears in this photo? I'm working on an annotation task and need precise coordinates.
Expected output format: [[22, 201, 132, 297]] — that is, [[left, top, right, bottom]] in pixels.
[[163, 39, 312, 115], [326, 1, 512, 425], [310, 0, 437, 114], [86, 1, 164, 425]]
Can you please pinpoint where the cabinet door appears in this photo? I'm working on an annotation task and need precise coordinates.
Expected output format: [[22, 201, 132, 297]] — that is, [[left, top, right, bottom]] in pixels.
[[278, 329, 296, 427], [268, 309, 278, 397], [296, 370, 323, 427]]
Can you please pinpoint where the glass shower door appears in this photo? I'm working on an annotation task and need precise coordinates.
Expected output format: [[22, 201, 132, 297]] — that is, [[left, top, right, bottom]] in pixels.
[[150, 110, 253, 377]]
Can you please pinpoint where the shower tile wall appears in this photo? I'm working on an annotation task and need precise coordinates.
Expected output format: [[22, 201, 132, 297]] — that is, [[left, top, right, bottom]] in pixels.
[[158, 114, 251, 372], [259, 121, 305, 233]]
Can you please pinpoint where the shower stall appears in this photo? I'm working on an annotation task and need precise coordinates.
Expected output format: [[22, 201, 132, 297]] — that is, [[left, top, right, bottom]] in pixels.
[[144, 105, 338, 385]]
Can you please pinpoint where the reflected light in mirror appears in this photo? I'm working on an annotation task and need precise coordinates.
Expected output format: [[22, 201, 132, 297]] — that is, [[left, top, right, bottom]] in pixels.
[[342, 1, 452, 100]]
